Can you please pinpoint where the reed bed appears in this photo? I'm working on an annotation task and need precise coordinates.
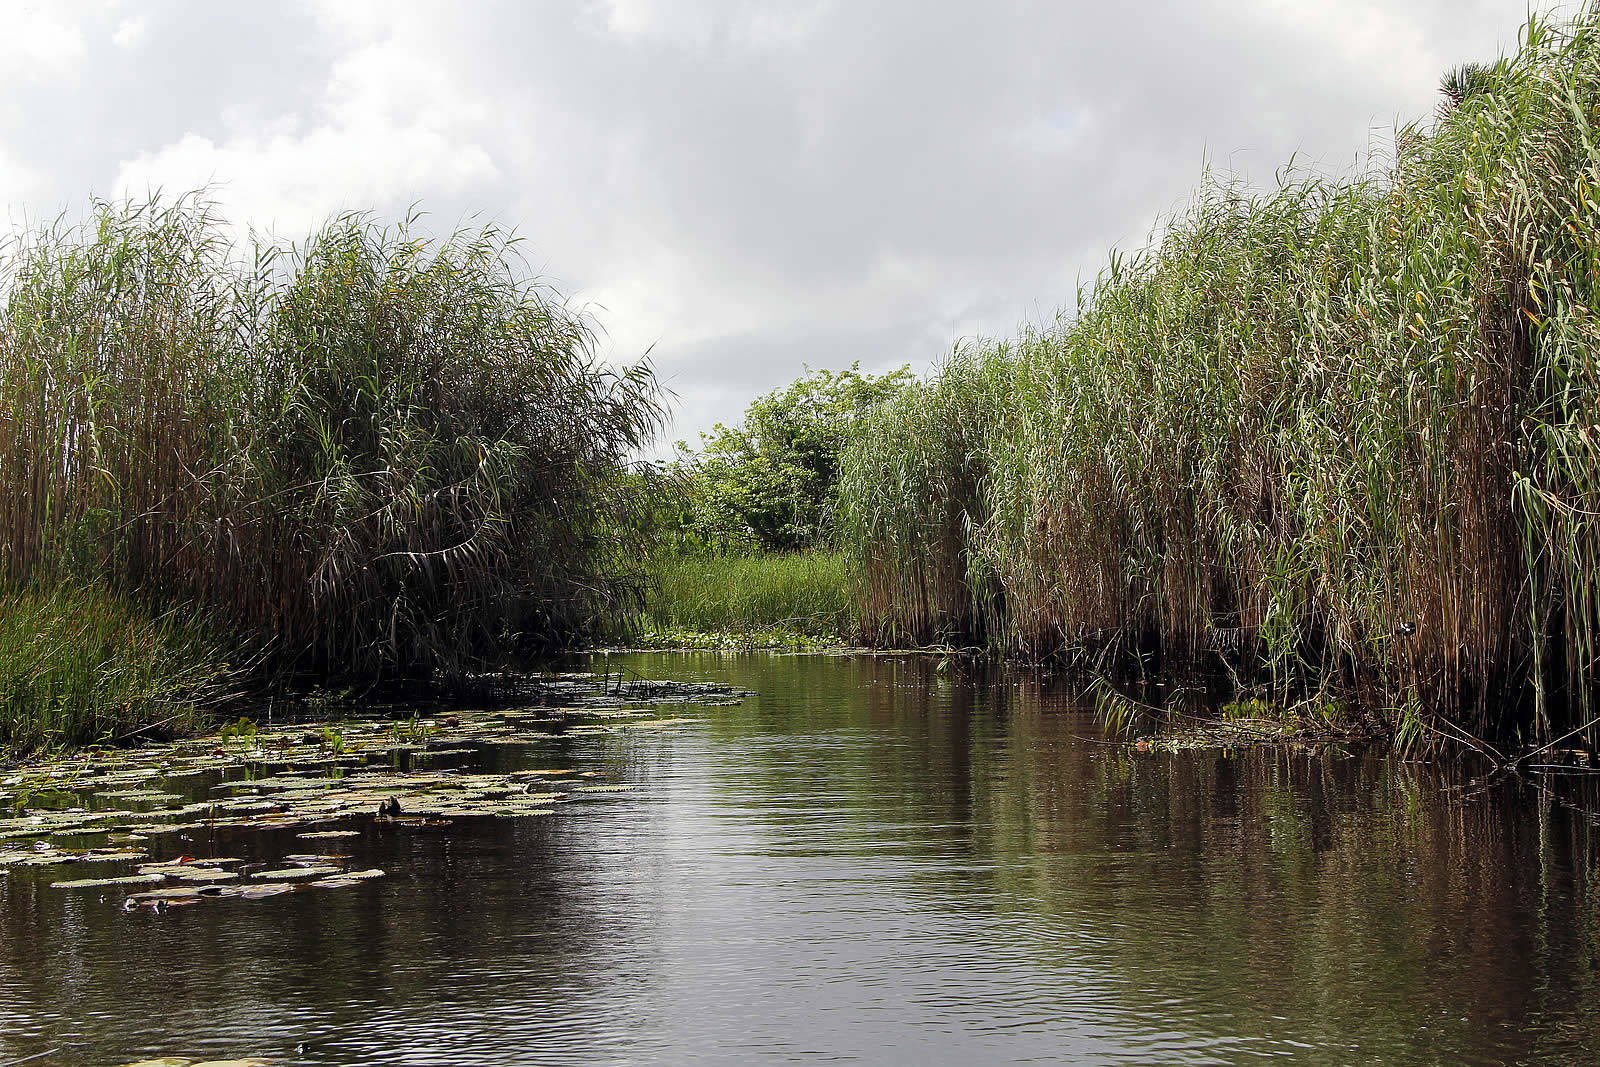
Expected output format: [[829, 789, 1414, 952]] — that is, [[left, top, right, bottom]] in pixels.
[[838, 8, 1600, 747], [0, 195, 666, 713]]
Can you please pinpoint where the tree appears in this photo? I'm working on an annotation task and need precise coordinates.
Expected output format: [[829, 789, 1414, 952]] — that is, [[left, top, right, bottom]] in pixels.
[[671, 363, 915, 553]]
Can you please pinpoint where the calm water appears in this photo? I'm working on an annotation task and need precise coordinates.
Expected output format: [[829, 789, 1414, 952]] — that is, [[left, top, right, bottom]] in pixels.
[[4, 651, 1600, 1065]]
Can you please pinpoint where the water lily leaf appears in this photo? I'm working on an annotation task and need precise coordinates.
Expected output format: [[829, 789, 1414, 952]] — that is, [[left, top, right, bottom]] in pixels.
[[249, 865, 342, 880], [237, 883, 295, 899], [52, 874, 166, 889], [170, 869, 240, 883], [128, 887, 209, 901], [296, 830, 360, 839]]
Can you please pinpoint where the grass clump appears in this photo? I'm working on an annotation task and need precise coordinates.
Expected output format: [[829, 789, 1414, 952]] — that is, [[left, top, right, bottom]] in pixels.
[[641, 550, 850, 640], [838, 6, 1600, 749], [0, 585, 230, 754]]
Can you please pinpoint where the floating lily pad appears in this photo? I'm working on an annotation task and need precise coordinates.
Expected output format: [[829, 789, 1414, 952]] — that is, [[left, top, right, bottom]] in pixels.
[[52, 874, 166, 889], [249, 865, 342, 881], [237, 883, 296, 900]]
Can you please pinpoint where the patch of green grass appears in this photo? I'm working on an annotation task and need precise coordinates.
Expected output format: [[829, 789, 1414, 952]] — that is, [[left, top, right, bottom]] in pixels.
[[641, 550, 850, 639], [0, 584, 231, 756]]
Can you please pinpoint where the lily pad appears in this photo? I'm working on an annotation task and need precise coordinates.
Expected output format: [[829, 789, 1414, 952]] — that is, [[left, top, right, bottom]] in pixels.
[[52, 874, 166, 889], [249, 865, 342, 881], [237, 883, 296, 900]]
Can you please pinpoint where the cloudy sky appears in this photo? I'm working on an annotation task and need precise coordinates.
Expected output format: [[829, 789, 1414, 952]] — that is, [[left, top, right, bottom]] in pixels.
[[0, 0, 1551, 447]]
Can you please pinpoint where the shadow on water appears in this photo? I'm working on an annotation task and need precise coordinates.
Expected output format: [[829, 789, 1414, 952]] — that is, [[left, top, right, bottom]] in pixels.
[[3, 651, 1600, 1064]]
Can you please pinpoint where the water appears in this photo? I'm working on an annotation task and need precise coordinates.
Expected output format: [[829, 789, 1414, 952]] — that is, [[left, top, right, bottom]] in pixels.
[[4, 651, 1600, 1065]]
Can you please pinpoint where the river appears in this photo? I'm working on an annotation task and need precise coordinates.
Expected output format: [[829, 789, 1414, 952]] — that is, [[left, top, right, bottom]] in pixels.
[[3, 651, 1599, 1065]]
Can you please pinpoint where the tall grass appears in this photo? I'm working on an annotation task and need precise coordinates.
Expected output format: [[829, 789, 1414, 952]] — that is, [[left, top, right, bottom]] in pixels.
[[642, 550, 850, 638], [0, 195, 666, 699], [0, 585, 229, 753], [838, 7, 1600, 746]]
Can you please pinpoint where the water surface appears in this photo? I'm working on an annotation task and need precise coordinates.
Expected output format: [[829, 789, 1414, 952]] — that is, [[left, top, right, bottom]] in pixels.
[[3, 651, 1599, 1065]]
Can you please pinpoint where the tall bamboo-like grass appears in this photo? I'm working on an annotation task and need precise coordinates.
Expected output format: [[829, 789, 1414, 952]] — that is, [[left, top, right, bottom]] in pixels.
[[838, 8, 1600, 746], [0, 195, 666, 695]]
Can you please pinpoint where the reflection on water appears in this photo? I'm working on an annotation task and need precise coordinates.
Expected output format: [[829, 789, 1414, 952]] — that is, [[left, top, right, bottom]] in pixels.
[[3, 652, 1600, 1064]]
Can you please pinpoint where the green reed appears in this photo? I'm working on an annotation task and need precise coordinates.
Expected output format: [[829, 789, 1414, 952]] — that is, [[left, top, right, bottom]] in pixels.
[[838, 7, 1600, 747], [0, 584, 230, 753], [0, 195, 667, 708]]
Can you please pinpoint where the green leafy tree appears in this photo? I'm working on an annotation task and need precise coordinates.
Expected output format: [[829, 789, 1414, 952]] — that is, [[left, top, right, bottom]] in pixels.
[[672, 363, 915, 552]]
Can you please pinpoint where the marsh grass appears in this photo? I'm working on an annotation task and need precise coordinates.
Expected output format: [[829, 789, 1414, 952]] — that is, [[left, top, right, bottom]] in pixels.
[[0, 585, 230, 754], [643, 550, 850, 639], [0, 194, 667, 723], [839, 7, 1600, 748]]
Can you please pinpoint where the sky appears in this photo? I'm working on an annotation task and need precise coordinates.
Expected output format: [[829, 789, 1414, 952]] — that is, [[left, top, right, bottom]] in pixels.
[[0, 0, 1553, 449]]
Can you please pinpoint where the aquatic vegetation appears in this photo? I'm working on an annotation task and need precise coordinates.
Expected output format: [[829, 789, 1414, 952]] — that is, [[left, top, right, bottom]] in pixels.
[[217, 718, 258, 748], [0, 672, 735, 912], [0, 585, 230, 754], [837, 7, 1600, 747], [0, 195, 668, 752]]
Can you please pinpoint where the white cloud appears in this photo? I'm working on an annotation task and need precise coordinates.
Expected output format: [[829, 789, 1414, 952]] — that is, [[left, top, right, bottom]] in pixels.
[[0, 5, 85, 79], [113, 30, 500, 239], [111, 16, 146, 50]]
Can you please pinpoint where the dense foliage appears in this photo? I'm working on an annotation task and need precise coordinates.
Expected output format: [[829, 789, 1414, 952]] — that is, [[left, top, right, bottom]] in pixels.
[[838, 7, 1600, 747], [0, 195, 666, 729], [669, 364, 913, 552]]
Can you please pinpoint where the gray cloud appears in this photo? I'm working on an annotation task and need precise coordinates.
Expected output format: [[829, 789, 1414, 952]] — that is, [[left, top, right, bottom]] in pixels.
[[0, 0, 1549, 448]]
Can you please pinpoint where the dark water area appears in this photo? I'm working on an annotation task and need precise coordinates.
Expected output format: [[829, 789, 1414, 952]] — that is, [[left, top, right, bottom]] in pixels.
[[4, 652, 1600, 1065]]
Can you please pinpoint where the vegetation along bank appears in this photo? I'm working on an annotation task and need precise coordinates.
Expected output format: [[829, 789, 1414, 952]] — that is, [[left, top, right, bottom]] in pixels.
[[14, 8, 1600, 763], [834, 9, 1600, 753], [0, 197, 665, 752]]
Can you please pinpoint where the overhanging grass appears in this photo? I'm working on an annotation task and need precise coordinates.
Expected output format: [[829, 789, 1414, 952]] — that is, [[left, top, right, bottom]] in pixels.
[[642, 550, 850, 639], [0, 584, 231, 755]]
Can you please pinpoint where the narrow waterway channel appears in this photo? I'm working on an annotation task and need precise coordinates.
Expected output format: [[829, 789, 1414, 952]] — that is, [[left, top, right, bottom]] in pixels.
[[3, 651, 1599, 1065]]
